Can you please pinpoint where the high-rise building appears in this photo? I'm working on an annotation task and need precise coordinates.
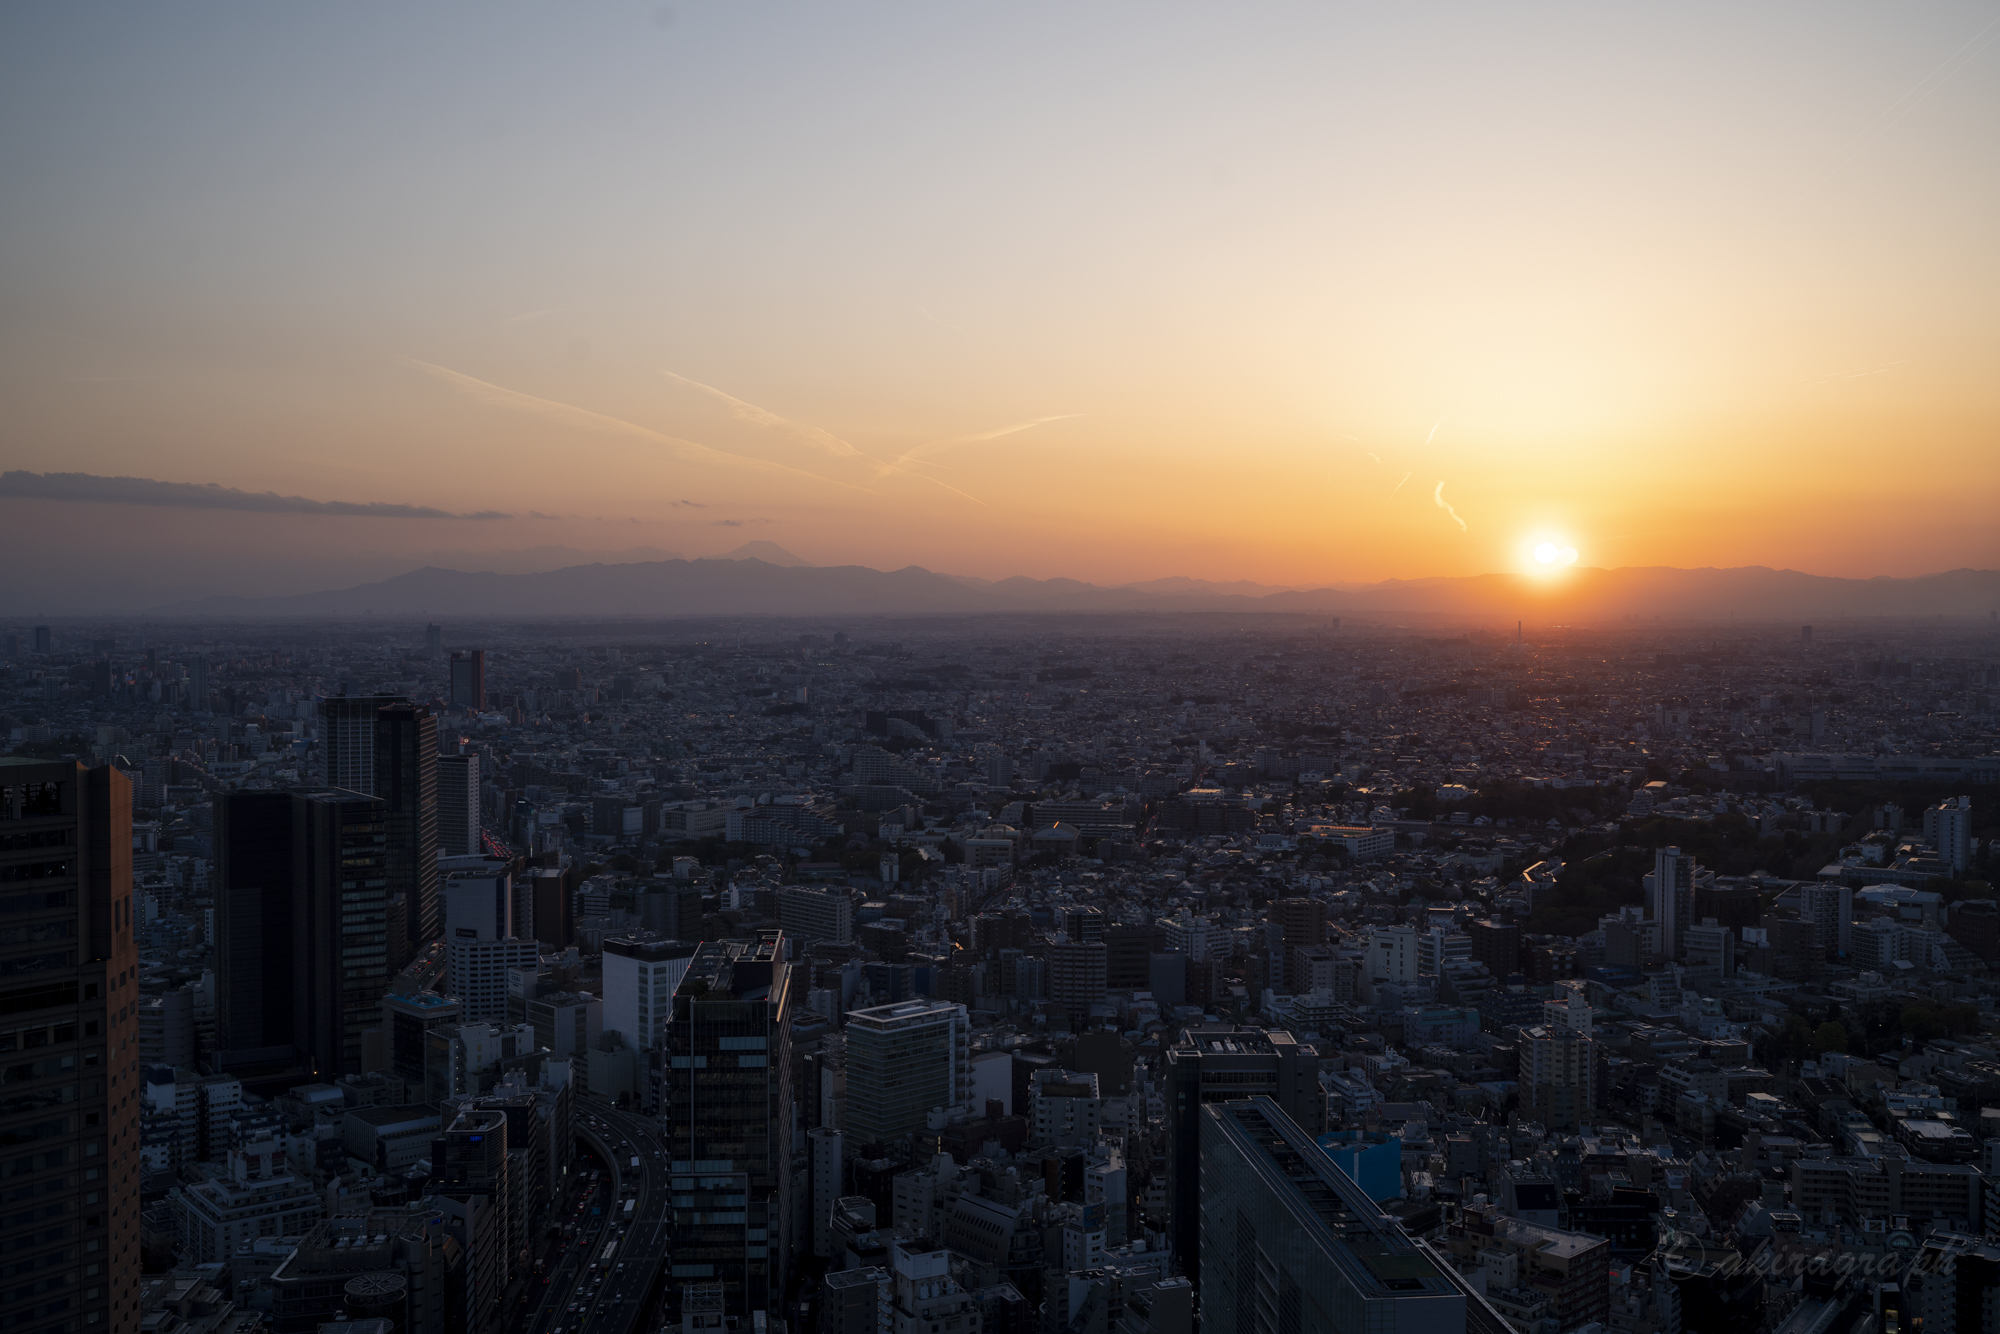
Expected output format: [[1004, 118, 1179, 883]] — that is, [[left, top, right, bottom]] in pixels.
[[1163, 1027, 1326, 1284], [1466, 918, 1521, 978], [1274, 898, 1326, 948], [663, 933, 796, 1318], [602, 936, 699, 1050], [436, 752, 481, 857], [31, 625, 52, 654], [0, 759, 143, 1334], [1925, 797, 1973, 874], [424, 623, 443, 660], [318, 696, 439, 955], [1521, 1025, 1594, 1131], [186, 654, 208, 710], [1644, 847, 1704, 962], [1682, 919, 1737, 981], [1048, 939, 1106, 1020], [843, 999, 971, 1144], [214, 789, 299, 1055], [293, 788, 393, 1077], [429, 1107, 511, 1332], [777, 884, 854, 946], [1800, 883, 1853, 959], [1200, 1097, 1482, 1334], [382, 991, 462, 1087], [449, 650, 486, 712], [443, 871, 539, 1022]]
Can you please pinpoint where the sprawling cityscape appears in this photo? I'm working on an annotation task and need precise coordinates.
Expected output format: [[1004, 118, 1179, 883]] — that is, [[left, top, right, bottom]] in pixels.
[[6, 4, 1997, 1334], [0, 609, 1994, 1334]]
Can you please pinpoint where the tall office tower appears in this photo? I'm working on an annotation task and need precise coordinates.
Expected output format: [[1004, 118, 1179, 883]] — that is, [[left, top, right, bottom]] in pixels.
[[214, 790, 300, 1055], [186, 655, 208, 711], [436, 752, 481, 856], [1521, 1025, 1595, 1131], [662, 933, 796, 1319], [1274, 897, 1326, 949], [381, 991, 462, 1088], [842, 999, 971, 1144], [1200, 1098, 1479, 1334], [1800, 883, 1854, 959], [529, 868, 574, 950], [31, 625, 52, 654], [374, 701, 439, 955], [318, 696, 439, 955], [1644, 846, 1699, 962], [602, 936, 699, 1050], [1048, 939, 1107, 1021], [294, 788, 393, 1077], [430, 1107, 511, 1333], [0, 760, 143, 1334], [424, 623, 443, 660], [443, 872, 539, 1022], [1466, 919, 1521, 979], [448, 650, 486, 712], [1801, 624, 1813, 646], [807, 1126, 843, 1258], [776, 884, 853, 946], [1164, 1027, 1325, 1284], [985, 752, 1012, 788], [1924, 797, 1973, 874]]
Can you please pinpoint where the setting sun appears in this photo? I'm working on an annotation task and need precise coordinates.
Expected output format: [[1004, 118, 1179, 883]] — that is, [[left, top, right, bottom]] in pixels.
[[1529, 538, 1580, 572]]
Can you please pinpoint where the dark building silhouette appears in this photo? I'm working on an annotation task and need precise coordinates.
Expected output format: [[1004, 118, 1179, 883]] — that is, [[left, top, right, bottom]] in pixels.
[[214, 789, 299, 1054], [294, 789, 394, 1077], [0, 759, 143, 1334], [449, 650, 486, 711], [1164, 1027, 1325, 1288], [1467, 918, 1521, 978], [318, 696, 439, 959], [664, 932, 796, 1318]]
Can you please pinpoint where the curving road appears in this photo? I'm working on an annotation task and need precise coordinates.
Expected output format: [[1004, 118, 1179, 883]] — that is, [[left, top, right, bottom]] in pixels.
[[523, 1104, 674, 1334]]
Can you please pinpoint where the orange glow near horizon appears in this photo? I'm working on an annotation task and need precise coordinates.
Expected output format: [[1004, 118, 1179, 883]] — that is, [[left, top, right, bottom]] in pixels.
[[0, 4, 1995, 597]]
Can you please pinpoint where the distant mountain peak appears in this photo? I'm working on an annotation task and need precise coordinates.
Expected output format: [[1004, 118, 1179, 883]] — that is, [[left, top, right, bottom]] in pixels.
[[718, 540, 814, 567]]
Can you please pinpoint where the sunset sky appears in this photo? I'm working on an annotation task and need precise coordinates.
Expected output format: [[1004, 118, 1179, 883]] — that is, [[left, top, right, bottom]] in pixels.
[[3, 2, 1996, 603]]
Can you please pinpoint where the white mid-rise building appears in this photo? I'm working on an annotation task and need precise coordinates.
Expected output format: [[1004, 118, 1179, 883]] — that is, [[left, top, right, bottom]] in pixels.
[[172, 1137, 324, 1263], [444, 871, 539, 1022], [602, 936, 699, 1050]]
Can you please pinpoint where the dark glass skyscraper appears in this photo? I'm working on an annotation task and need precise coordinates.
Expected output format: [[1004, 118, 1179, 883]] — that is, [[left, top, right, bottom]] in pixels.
[[448, 650, 485, 711], [293, 789, 392, 1078], [1200, 1097, 1500, 1334], [213, 789, 298, 1056], [0, 759, 142, 1334], [216, 786, 397, 1077], [663, 932, 795, 1319], [318, 696, 438, 959]]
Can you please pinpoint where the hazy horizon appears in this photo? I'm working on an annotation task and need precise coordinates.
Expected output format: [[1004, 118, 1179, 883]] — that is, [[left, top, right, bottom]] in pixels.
[[4, 3, 1997, 600]]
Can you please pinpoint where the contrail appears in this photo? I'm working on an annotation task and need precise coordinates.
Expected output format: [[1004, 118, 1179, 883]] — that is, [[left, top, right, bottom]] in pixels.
[[659, 371, 868, 461], [1426, 419, 1442, 444], [404, 359, 878, 493], [1389, 471, 1411, 497], [896, 415, 1079, 467], [1367, 452, 1384, 467], [1434, 481, 1466, 531]]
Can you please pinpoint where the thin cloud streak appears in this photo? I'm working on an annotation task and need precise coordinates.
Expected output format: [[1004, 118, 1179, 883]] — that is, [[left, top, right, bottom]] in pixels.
[[1434, 480, 1467, 531], [659, 371, 867, 461], [404, 359, 878, 494], [0, 470, 508, 519], [895, 414, 1080, 468]]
